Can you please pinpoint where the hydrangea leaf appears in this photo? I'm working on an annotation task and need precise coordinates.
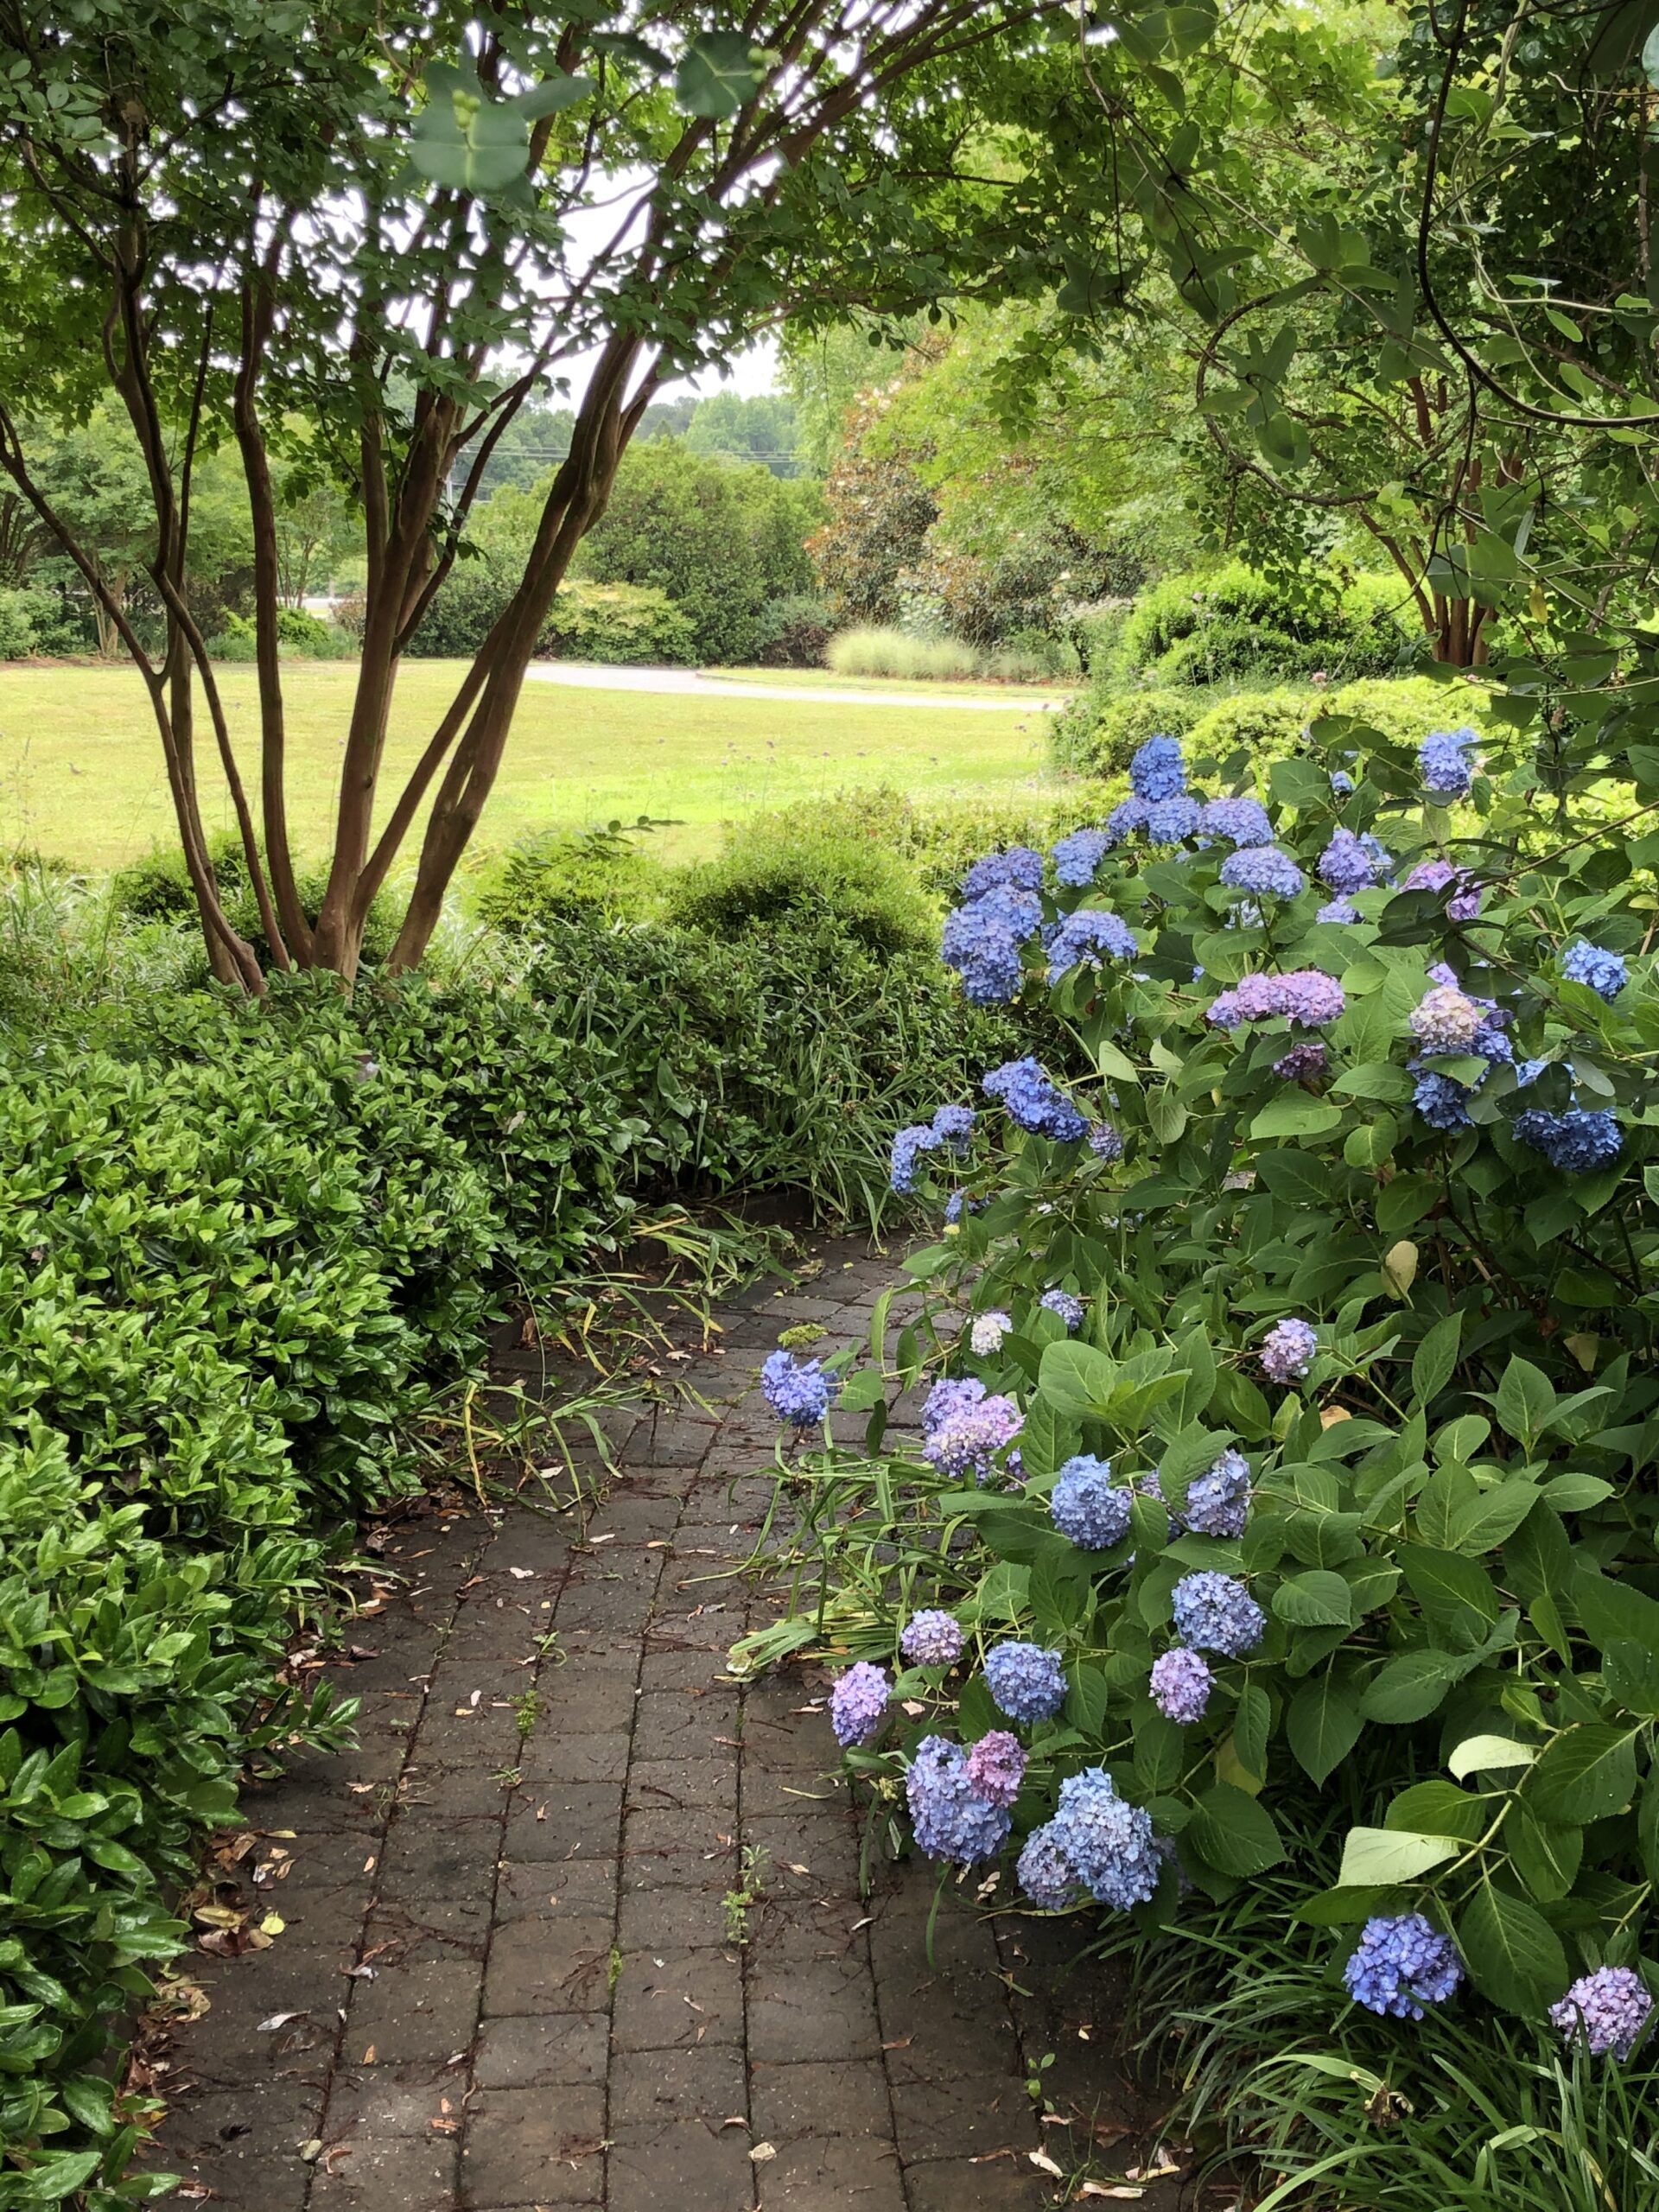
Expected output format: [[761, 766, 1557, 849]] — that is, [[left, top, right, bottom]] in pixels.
[[1338, 1825, 1460, 1885], [1190, 1783, 1285, 1876], [1287, 1673, 1363, 1783], [1527, 1724, 1640, 1824], [1458, 1879, 1569, 2015]]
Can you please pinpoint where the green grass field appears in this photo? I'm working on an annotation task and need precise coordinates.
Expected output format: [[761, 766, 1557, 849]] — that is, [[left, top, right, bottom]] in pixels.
[[0, 659, 1067, 873]]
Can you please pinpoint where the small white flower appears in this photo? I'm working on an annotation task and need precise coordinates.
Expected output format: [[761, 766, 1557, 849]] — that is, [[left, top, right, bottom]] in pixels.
[[969, 1311, 1013, 1356]]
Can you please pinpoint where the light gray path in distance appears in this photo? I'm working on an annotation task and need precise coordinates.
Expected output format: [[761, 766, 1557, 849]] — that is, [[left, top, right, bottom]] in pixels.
[[525, 661, 1067, 712]]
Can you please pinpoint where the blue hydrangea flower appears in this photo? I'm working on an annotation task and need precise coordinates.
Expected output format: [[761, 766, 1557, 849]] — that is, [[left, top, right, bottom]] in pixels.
[[1107, 795, 1149, 842], [1051, 828, 1112, 886], [930, 1103, 976, 1153], [890, 1122, 939, 1194], [1130, 734, 1187, 802], [1088, 1122, 1124, 1161], [1145, 794, 1201, 843], [1261, 1318, 1318, 1382], [899, 1610, 964, 1668], [830, 1662, 889, 1745], [1330, 769, 1356, 795], [961, 847, 1044, 900], [1198, 795, 1274, 848], [1046, 908, 1138, 982], [984, 1641, 1067, 1724], [1316, 896, 1359, 925], [906, 1736, 1012, 1865], [1562, 940, 1628, 1001], [1171, 1572, 1265, 1657], [1050, 1456, 1131, 1548], [1149, 1647, 1213, 1724], [1050, 1769, 1160, 1910], [1017, 1821, 1084, 1910], [1514, 1108, 1623, 1173], [941, 902, 1025, 1005], [762, 1350, 837, 1425], [1184, 1449, 1251, 1538], [923, 1376, 986, 1433], [1549, 1967, 1653, 2059], [964, 1729, 1027, 1808], [1420, 727, 1477, 798], [1413, 1070, 1472, 1131], [1344, 1913, 1463, 2019], [943, 1190, 984, 1224], [1039, 1288, 1085, 1332], [1319, 828, 1385, 894], [982, 1058, 1089, 1142], [1220, 845, 1306, 899]]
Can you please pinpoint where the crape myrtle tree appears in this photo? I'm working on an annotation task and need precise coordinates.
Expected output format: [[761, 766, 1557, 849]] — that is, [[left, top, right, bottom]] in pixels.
[[0, 2, 1071, 987]]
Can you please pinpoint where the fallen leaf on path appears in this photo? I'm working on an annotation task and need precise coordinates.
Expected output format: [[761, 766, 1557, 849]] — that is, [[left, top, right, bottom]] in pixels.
[[1027, 2151, 1066, 2176], [749, 2142, 777, 2163], [257, 2012, 304, 2032]]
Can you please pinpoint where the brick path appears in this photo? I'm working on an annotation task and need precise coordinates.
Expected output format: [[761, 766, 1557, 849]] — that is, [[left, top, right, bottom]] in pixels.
[[148, 1235, 1182, 2212]]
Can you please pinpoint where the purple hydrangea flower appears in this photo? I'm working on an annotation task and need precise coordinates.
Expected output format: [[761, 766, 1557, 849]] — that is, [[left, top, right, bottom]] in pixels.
[[1184, 1448, 1251, 1538], [899, 1610, 964, 1668], [922, 1395, 1024, 1483], [1317, 896, 1359, 925], [1149, 1647, 1214, 1724], [1220, 845, 1306, 899], [923, 1376, 986, 1433], [1344, 1913, 1464, 2018], [1273, 1040, 1329, 1083], [984, 1641, 1067, 1724], [964, 1729, 1027, 1808], [1039, 1288, 1085, 1332], [1051, 828, 1112, 886], [1403, 857, 1481, 922], [1549, 1967, 1653, 2058], [1410, 984, 1484, 1054], [1420, 728, 1476, 798], [962, 847, 1044, 899], [1131, 734, 1187, 802], [1050, 1769, 1160, 1910], [1562, 941, 1628, 1001], [1514, 1108, 1622, 1173], [1088, 1121, 1124, 1161], [1319, 828, 1385, 894], [1018, 1821, 1085, 1910], [1171, 1572, 1265, 1657], [982, 1058, 1089, 1142], [1261, 1317, 1318, 1382], [1199, 795, 1274, 848], [1047, 907, 1139, 982], [1330, 769, 1356, 795], [830, 1662, 889, 1746], [1050, 1455, 1131, 1549], [1205, 970, 1344, 1030], [906, 1735, 1012, 1865], [762, 1350, 837, 1425], [1146, 794, 1201, 843]]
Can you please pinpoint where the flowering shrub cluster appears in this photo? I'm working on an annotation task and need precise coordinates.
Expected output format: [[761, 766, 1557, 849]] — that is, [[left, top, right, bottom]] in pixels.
[[756, 710, 1659, 2058]]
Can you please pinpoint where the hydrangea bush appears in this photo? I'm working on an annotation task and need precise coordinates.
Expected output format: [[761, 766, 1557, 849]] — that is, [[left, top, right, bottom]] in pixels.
[[753, 709, 1659, 2050]]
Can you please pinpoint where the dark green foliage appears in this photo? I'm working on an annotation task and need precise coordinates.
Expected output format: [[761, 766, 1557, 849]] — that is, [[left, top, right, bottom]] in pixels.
[[749, 593, 835, 668], [109, 834, 397, 966], [573, 442, 819, 665], [663, 823, 936, 955], [1117, 565, 1408, 687], [475, 822, 665, 932]]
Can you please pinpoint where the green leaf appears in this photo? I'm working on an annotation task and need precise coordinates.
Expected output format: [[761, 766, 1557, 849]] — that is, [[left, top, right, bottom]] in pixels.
[[1446, 1478, 1542, 1554], [1234, 1681, 1271, 1780], [1604, 1637, 1659, 1717], [1507, 1807, 1582, 1903], [1573, 1567, 1659, 1656], [1410, 1313, 1464, 1408], [1134, 1711, 1185, 1794], [1458, 1880, 1568, 2015], [1527, 1724, 1640, 1823], [1272, 1570, 1355, 1629], [1189, 1783, 1285, 1875], [1250, 1096, 1342, 1141], [1338, 1826, 1460, 1885], [1287, 1674, 1362, 1783], [1038, 1339, 1117, 1419], [1398, 1546, 1499, 1649], [1447, 1733, 1537, 1782], [836, 1365, 887, 1413], [1359, 1648, 1474, 1723], [1019, 1395, 1082, 1480], [512, 72, 595, 119], [675, 31, 772, 117], [1384, 1780, 1488, 1840], [1493, 1356, 1556, 1446], [1375, 1173, 1440, 1236]]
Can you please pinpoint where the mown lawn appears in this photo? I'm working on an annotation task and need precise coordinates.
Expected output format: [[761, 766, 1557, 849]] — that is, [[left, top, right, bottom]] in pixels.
[[0, 658, 1066, 871]]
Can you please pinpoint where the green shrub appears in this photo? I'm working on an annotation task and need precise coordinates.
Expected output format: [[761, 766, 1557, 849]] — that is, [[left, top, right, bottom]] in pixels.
[[823, 627, 986, 682], [474, 822, 665, 931], [664, 822, 936, 954], [1187, 686, 1315, 767], [541, 580, 697, 665], [405, 569, 514, 658], [754, 785, 1106, 901], [748, 593, 834, 668], [208, 607, 356, 661], [1117, 563, 1408, 686], [1325, 673, 1494, 746], [1050, 683, 1205, 776], [108, 833, 397, 966], [0, 588, 41, 658]]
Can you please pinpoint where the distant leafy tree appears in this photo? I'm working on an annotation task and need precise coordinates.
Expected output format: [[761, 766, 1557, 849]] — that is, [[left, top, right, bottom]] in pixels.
[[683, 391, 801, 473], [808, 384, 940, 625]]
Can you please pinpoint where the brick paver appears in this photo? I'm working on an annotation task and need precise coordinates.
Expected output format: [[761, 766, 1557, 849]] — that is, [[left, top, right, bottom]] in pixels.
[[147, 1235, 1185, 2210]]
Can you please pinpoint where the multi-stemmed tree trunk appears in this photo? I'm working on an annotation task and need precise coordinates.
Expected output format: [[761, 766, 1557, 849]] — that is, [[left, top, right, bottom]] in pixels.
[[0, 0, 1070, 987]]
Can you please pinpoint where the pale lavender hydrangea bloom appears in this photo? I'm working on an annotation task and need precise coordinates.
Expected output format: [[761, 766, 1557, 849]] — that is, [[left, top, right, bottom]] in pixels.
[[1273, 1040, 1329, 1083], [964, 1729, 1027, 1808], [1050, 1456, 1132, 1549], [1199, 795, 1273, 847], [1409, 984, 1484, 1053], [830, 1662, 889, 1746], [1171, 1572, 1265, 1657], [1018, 1821, 1085, 1909], [922, 1395, 1024, 1483], [969, 1311, 1013, 1357], [1205, 970, 1344, 1030], [1050, 1769, 1160, 1909], [899, 1610, 963, 1668], [1184, 1448, 1251, 1537], [906, 1735, 1012, 1864], [1344, 1913, 1463, 2018], [1261, 1317, 1318, 1382], [1039, 1287, 1085, 1332], [1149, 1647, 1213, 1724], [1220, 845, 1306, 899], [1420, 727, 1476, 798], [1404, 857, 1481, 922], [923, 1376, 985, 1433], [1088, 1121, 1125, 1160], [1548, 1966, 1653, 2058], [1319, 828, 1385, 894]]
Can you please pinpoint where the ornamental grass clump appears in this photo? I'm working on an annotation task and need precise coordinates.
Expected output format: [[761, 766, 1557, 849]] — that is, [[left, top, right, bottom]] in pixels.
[[747, 709, 1659, 2078]]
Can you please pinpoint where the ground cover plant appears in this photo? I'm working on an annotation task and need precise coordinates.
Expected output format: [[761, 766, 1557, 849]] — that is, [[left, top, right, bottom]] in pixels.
[[750, 699, 1659, 2198]]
